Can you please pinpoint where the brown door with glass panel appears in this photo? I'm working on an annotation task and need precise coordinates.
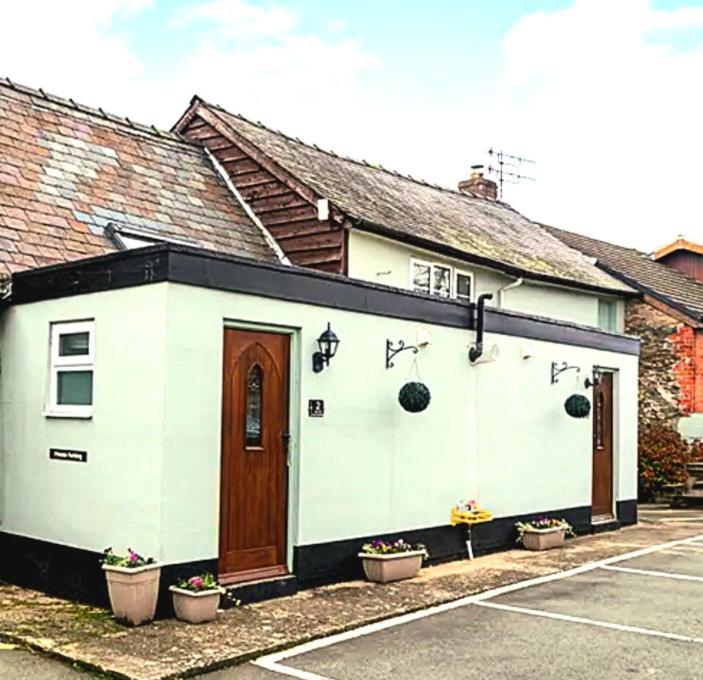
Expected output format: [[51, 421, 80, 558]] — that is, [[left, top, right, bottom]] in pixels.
[[591, 371, 614, 518], [219, 329, 289, 582]]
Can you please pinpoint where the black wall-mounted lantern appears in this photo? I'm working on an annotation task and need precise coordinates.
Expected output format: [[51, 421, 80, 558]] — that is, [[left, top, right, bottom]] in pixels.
[[312, 322, 340, 373]]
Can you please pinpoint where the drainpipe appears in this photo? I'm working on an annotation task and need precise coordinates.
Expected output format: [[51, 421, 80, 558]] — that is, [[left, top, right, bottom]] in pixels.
[[497, 276, 524, 308], [469, 293, 494, 363]]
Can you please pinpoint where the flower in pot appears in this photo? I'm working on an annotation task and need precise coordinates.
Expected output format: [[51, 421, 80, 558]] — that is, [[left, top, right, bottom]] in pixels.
[[101, 548, 160, 626], [170, 573, 223, 624], [516, 518, 575, 551], [358, 538, 428, 583]]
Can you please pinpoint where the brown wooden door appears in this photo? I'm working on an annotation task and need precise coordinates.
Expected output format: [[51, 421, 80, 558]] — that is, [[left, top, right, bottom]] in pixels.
[[591, 371, 614, 518], [219, 329, 289, 582]]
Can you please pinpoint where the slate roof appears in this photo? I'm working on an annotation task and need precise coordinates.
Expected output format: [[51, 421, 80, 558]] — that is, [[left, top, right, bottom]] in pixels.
[[545, 225, 703, 322], [195, 100, 632, 295], [0, 79, 277, 276]]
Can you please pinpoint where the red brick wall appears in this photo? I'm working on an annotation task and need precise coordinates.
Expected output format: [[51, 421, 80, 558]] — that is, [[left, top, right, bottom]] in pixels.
[[695, 331, 703, 413], [671, 324, 695, 416]]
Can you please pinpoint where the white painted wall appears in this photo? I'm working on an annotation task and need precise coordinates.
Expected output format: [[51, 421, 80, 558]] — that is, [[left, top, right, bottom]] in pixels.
[[0, 284, 168, 558], [473, 336, 638, 517], [0, 280, 638, 567], [347, 230, 626, 331]]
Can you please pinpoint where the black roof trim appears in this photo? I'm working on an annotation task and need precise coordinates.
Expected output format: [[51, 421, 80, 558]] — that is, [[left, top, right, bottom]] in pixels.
[[10, 244, 639, 356]]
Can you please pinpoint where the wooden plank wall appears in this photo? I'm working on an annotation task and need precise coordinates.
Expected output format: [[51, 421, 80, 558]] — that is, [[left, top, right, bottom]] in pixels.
[[181, 115, 346, 274]]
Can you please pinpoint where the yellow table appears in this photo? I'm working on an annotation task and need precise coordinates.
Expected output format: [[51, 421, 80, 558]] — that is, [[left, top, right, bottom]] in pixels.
[[450, 507, 493, 560]]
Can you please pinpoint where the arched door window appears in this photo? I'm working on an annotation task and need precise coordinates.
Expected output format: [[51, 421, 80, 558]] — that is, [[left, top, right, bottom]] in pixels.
[[245, 364, 263, 447]]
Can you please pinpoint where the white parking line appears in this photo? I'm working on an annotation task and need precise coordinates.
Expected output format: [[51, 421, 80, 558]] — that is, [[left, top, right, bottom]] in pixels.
[[600, 565, 703, 582], [474, 601, 703, 644], [253, 532, 703, 678]]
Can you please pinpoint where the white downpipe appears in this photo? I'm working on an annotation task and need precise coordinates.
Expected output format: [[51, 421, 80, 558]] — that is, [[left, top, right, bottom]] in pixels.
[[497, 276, 524, 309], [204, 148, 291, 265]]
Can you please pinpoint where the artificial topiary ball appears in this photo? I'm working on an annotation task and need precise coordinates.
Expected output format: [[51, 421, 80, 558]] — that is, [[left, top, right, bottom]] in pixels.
[[398, 382, 431, 413], [564, 394, 591, 418]]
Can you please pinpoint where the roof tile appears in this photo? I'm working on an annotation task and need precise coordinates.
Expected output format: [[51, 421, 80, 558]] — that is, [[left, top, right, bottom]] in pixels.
[[0, 79, 277, 276], [199, 102, 631, 294], [544, 225, 703, 321]]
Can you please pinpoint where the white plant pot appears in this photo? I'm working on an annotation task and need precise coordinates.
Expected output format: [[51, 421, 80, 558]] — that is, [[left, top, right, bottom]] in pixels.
[[522, 528, 566, 551], [358, 550, 425, 583], [102, 563, 161, 626], [170, 586, 222, 624]]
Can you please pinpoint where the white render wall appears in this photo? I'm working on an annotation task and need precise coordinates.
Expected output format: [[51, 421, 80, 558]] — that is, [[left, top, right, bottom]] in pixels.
[[0, 279, 638, 567], [0, 284, 169, 557], [347, 230, 625, 331]]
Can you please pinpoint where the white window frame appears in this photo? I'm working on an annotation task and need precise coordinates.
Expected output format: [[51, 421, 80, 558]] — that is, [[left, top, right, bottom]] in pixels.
[[410, 258, 434, 296], [455, 270, 474, 303], [47, 320, 95, 418], [598, 299, 618, 333], [410, 259, 475, 302]]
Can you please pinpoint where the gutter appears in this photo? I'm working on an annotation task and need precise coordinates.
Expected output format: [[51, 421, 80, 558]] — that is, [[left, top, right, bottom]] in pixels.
[[497, 276, 524, 308], [351, 217, 635, 299]]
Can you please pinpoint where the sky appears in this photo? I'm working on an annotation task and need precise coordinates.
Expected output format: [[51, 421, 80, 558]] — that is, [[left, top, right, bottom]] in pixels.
[[1, 0, 702, 252]]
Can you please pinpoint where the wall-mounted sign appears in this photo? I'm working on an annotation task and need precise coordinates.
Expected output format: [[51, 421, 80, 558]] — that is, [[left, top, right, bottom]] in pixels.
[[308, 399, 325, 418], [49, 448, 87, 463]]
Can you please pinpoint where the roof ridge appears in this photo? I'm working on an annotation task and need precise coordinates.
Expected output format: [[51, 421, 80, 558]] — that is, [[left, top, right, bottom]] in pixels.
[[199, 97, 513, 208], [0, 76, 187, 146]]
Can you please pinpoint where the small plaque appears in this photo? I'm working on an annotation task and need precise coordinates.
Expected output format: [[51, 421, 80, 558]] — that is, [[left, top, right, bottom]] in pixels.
[[308, 399, 325, 418], [50, 448, 87, 463]]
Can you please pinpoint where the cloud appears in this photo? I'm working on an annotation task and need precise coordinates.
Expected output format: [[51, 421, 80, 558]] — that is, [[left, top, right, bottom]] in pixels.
[[175, 0, 297, 39], [168, 0, 378, 145], [0, 0, 150, 115], [487, 0, 703, 249]]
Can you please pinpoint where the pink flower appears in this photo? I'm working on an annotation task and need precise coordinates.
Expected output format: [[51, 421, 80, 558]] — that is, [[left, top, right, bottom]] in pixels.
[[189, 576, 204, 589], [128, 549, 138, 562]]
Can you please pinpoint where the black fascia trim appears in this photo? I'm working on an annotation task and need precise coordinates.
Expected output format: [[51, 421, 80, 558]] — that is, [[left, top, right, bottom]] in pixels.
[[353, 218, 637, 298], [167, 248, 472, 328], [11, 247, 170, 304], [485, 307, 641, 356], [11, 244, 638, 354]]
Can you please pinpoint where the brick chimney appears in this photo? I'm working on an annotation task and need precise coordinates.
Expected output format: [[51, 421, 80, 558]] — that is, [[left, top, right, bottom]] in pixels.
[[458, 165, 498, 200]]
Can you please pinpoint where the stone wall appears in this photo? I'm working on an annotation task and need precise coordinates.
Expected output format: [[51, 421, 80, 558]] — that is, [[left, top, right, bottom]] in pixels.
[[625, 299, 685, 430]]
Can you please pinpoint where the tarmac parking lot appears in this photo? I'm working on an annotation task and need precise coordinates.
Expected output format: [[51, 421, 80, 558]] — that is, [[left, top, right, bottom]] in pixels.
[[226, 532, 703, 680]]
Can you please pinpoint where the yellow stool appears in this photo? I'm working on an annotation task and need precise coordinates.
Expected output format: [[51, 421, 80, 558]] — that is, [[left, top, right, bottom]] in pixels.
[[450, 507, 493, 560]]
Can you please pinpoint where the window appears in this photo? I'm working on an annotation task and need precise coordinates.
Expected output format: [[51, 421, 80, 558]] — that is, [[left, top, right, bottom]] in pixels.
[[433, 265, 451, 298], [598, 299, 618, 332], [245, 364, 263, 447], [455, 271, 473, 303], [410, 260, 473, 302], [49, 321, 94, 417], [411, 261, 431, 295]]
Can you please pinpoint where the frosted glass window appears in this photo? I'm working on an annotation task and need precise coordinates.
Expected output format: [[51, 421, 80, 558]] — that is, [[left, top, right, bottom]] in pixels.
[[245, 364, 263, 447]]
